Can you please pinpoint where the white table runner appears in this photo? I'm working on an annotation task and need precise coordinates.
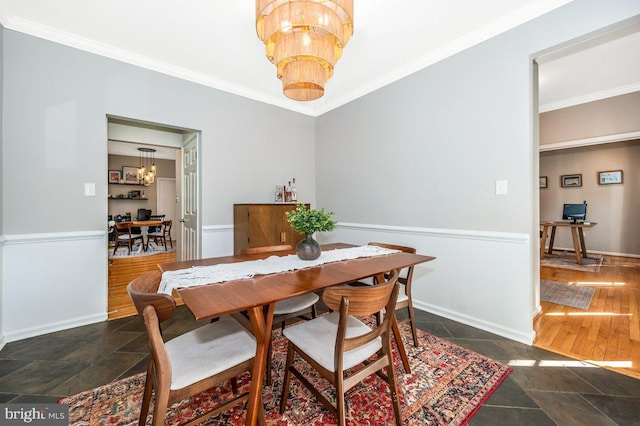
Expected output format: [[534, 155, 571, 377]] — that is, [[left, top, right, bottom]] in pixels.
[[159, 245, 399, 295]]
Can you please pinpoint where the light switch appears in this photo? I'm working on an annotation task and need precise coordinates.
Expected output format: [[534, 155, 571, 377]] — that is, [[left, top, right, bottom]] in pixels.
[[84, 183, 96, 197], [495, 180, 508, 195]]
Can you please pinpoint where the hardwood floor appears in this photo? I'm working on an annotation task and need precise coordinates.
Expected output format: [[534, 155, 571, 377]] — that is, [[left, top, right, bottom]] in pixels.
[[535, 254, 640, 380], [107, 247, 640, 380], [108, 249, 177, 320]]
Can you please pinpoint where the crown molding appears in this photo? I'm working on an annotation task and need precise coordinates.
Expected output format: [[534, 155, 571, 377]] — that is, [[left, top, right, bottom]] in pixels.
[[1, 16, 316, 117], [540, 83, 640, 113], [2, 0, 572, 118], [539, 130, 640, 151], [314, 0, 574, 116]]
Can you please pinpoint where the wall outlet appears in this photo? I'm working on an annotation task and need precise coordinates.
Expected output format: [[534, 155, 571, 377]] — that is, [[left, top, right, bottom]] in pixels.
[[84, 183, 96, 197], [495, 180, 508, 195]]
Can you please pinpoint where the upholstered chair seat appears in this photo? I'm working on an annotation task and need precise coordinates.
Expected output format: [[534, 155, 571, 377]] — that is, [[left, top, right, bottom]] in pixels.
[[166, 317, 256, 390], [282, 311, 381, 372]]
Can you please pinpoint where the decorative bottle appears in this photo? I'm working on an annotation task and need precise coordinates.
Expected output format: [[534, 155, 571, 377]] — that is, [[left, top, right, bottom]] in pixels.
[[290, 178, 297, 202]]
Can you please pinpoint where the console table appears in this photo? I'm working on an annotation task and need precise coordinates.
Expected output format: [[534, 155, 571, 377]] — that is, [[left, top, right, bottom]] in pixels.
[[540, 221, 597, 265]]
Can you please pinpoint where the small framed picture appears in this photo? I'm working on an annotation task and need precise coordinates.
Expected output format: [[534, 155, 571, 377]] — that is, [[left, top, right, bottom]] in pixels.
[[122, 166, 140, 184], [108, 170, 121, 184], [598, 170, 623, 185], [561, 174, 582, 188], [539, 176, 548, 188]]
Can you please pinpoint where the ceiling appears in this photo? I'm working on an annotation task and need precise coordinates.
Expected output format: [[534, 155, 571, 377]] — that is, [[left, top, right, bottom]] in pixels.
[[0, 0, 584, 117], [1, 0, 637, 120]]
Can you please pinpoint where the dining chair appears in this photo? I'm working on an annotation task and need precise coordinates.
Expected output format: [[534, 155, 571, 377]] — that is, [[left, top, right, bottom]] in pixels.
[[148, 220, 173, 251], [279, 269, 402, 426], [127, 271, 260, 426], [113, 222, 145, 255], [351, 242, 420, 347], [240, 244, 319, 385], [148, 214, 165, 233]]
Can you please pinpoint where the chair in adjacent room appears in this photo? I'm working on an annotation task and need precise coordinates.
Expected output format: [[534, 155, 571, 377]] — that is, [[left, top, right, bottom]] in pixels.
[[113, 222, 145, 255], [127, 271, 260, 426], [148, 214, 165, 233], [240, 244, 319, 385], [148, 220, 173, 251], [279, 270, 402, 426]]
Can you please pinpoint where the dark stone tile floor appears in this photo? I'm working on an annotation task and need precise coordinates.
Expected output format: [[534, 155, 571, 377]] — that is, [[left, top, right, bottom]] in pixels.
[[1, 307, 639, 425]]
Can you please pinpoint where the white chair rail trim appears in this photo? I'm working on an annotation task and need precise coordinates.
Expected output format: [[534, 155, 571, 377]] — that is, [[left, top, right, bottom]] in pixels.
[[2, 230, 105, 245], [202, 224, 233, 233], [337, 222, 529, 245]]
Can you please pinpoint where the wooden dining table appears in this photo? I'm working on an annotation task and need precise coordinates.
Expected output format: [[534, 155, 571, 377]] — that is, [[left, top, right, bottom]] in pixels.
[[158, 243, 436, 425]]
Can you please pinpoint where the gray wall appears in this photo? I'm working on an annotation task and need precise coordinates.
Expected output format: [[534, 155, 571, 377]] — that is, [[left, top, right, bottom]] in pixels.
[[315, 0, 640, 335], [540, 140, 640, 255], [317, 0, 640, 234], [0, 23, 4, 342], [541, 91, 640, 145], [2, 30, 316, 235]]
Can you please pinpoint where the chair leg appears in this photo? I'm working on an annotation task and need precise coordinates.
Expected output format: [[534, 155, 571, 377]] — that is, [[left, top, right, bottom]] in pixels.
[[151, 386, 169, 426], [335, 371, 347, 426], [385, 355, 403, 426], [139, 363, 154, 426], [279, 342, 295, 414], [407, 305, 419, 347], [266, 340, 273, 386]]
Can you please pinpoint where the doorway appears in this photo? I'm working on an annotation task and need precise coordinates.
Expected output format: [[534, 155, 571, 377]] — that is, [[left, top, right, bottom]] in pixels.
[[106, 116, 200, 319], [533, 22, 640, 379]]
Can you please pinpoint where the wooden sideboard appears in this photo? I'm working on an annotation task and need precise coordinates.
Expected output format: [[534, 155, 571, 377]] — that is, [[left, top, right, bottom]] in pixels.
[[233, 203, 308, 255]]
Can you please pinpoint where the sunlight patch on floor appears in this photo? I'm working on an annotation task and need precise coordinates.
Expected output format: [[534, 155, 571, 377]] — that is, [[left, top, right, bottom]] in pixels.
[[572, 281, 625, 287], [545, 312, 632, 317]]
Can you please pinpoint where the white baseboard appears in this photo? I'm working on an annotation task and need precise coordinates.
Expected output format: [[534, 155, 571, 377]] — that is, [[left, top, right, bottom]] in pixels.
[[545, 246, 640, 259], [4, 313, 107, 343], [415, 301, 536, 345]]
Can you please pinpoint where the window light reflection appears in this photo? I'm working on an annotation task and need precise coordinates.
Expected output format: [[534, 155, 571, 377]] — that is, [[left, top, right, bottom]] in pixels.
[[546, 312, 632, 317], [508, 359, 632, 368], [573, 281, 625, 287]]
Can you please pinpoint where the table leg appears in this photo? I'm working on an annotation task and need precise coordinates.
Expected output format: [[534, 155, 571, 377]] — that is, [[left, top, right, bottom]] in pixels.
[[540, 225, 549, 259], [578, 228, 588, 259], [391, 315, 411, 374], [570, 227, 583, 265], [245, 303, 274, 426], [548, 226, 557, 254]]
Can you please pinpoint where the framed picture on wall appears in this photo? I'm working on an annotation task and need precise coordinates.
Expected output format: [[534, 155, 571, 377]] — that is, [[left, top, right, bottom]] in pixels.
[[122, 166, 140, 184], [108, 170, 121, 184], [598, 170, 623, 185], [561, 174, 582, 188], [539, 176, 548, 188]]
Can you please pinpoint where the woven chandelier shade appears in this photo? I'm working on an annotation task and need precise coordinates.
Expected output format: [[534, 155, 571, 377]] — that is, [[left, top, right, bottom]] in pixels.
[[256, 0, 353, 101]]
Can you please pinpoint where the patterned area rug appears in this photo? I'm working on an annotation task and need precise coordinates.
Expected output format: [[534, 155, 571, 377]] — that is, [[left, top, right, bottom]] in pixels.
[[540, 280, 595, 310], [59, 322, 511, 425], [108, 242, 175, 258], [541, 254, 603, 272]]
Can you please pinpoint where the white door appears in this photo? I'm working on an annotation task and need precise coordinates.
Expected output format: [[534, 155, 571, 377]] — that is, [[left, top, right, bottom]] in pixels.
[[156, 177, 177, 247], [182, 134, 199, 261]]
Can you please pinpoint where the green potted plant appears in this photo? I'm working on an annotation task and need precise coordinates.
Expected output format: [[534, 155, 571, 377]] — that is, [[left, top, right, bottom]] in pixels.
[[286, 203, 337, 260]]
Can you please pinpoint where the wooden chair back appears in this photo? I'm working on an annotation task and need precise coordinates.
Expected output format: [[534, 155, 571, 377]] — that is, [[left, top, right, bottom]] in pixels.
[[240, 244, 293, 255], [163, 220, 172, 235], [369, 242, 415, 285], [323, 269, 399, 352], [114, 221, 133, 235], [127, 270, 176, 322]]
